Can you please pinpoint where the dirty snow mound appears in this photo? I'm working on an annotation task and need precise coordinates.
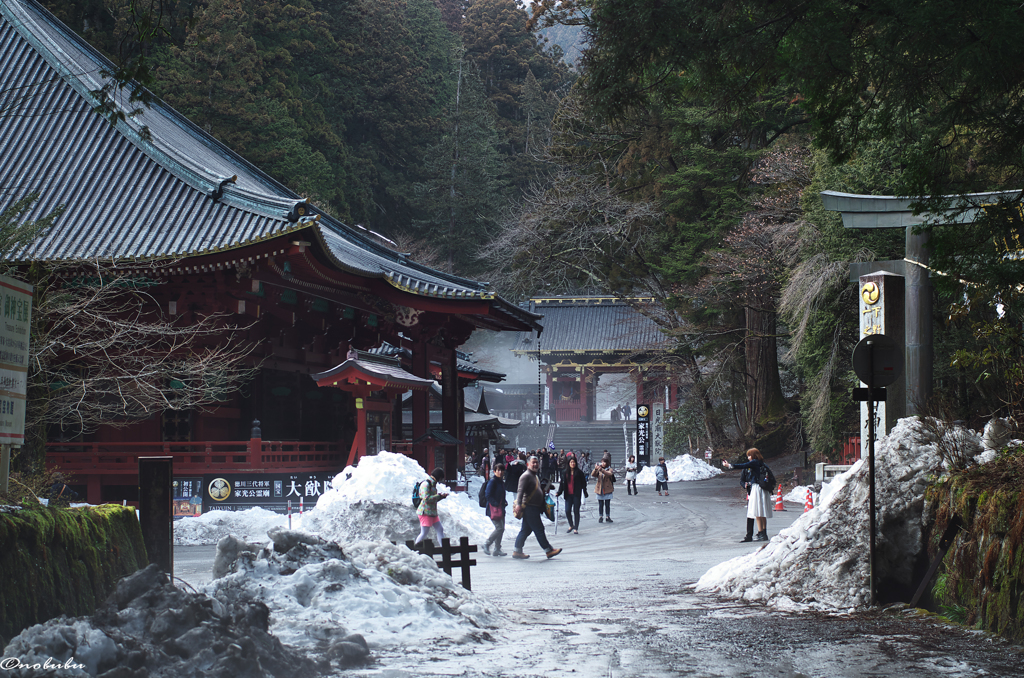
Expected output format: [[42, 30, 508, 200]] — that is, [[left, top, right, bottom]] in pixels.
[[207, 528, 499, 651], [636, 454, 722, 484], [175, 506, 287, 546], [2, 564, 328, 677], [697, 418, 944, 610]]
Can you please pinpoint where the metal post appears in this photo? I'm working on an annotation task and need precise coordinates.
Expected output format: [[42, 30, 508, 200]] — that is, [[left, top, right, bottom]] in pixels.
[[867, 340, 877, 607], [138, 456, 174, 578], [0, 444, 10, 495]]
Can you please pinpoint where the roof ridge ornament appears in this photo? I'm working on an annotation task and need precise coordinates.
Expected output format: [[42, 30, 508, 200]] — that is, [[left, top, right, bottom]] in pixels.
[[208, 175, 237, 203]]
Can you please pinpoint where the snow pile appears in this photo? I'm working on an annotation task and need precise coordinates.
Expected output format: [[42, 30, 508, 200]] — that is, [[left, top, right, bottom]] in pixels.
[[784, 485, 813, 504], [208, 528, 499, 651], [696, 418, 944, 611], [636, 454, 723, 484], [301, 451, 493, 545], [175, 506, 288, 546], [173, 452, 495, 546], [2, 564, 327, 677]]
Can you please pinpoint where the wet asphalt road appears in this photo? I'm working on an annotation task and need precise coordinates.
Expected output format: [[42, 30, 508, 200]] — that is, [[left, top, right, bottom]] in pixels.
[[174, 475, 1024, 677]]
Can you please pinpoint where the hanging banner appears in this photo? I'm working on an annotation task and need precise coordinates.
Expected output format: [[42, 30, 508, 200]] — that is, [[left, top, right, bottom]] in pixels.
[[636, 404, 651, 467], [0, 275, 32, 444]]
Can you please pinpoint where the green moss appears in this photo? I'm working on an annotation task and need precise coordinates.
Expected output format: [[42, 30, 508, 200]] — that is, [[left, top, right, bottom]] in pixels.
[[923, 450, 1024, 641], [0, 504, 147, 640]]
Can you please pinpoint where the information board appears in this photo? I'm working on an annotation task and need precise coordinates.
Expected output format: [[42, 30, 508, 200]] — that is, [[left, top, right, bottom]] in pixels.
[[0, 275, 32, 444]]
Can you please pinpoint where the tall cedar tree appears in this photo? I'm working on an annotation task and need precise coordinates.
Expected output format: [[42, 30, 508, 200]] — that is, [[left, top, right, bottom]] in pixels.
[[412, 56, 507, 276], [461, 0, 573, 187]]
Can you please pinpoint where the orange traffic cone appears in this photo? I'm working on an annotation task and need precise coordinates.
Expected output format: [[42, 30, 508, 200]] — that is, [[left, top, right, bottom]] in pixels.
[[774, 484, 785, 511], [804, 487, 814, 512]]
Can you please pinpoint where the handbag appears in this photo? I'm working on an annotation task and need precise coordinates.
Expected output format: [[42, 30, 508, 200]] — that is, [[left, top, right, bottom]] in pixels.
[[544, 493, 556, 522]]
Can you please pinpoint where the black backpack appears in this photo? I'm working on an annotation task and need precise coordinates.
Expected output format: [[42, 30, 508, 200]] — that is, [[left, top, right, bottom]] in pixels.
[[478, 480, 488, 508], [758, 463, 776, 492]]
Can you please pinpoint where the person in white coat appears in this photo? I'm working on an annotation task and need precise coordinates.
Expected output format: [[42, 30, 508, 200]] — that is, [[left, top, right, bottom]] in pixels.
[[723, 448, 772, 541]]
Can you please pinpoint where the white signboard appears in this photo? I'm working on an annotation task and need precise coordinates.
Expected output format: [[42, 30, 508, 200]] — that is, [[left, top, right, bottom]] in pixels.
[[858, 277, 885, 448], [0, 275, 32, 444], [651, 402, 665, 460]]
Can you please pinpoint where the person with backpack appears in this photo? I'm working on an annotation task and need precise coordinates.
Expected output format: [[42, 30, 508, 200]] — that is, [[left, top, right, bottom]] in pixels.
[[723, 448, 773, 542], [483, 463, 508, 556], [555, 454, 588, 534], [413, 468, 449, 547], [738, 465, 757, 543]]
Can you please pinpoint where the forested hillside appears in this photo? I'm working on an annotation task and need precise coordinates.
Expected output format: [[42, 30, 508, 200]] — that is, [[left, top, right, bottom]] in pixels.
[[42, 0, 572, 277], [32, 0, 1024, 459]]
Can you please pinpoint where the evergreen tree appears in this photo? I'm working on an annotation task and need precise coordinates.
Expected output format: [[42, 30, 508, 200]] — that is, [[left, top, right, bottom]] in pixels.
[[412, 55, 507, 276]]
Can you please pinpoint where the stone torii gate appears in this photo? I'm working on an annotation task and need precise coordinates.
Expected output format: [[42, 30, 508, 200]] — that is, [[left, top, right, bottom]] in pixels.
[[821, 189, 1020, 422]]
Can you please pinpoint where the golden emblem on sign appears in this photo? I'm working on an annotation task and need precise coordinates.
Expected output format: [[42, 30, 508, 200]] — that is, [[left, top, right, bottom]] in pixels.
[[861, 282, 880, 305], [208, 478, 231, 501], [637, 405, 649, 418]]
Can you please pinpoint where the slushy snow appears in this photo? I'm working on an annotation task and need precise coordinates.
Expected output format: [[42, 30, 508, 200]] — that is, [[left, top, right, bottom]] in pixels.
[[696, 418, 947, 610]]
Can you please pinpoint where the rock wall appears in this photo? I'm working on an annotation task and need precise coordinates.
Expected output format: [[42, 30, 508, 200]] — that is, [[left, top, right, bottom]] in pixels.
[[0, 504, 147, 644], [925, 452, 1024, 641]]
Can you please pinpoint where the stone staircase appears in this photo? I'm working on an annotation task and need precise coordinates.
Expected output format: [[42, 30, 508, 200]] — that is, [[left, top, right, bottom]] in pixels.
[[551, 422, 633, 466]]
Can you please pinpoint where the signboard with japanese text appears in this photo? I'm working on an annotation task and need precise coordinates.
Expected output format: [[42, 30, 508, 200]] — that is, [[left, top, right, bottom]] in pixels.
[[636, 404, 650, 466], [0, 274, 32, 444], [202, 472, 337, 514], [173, 477, 203, 518], [651, 402, 665, 461], [857, 272, 905, 441]]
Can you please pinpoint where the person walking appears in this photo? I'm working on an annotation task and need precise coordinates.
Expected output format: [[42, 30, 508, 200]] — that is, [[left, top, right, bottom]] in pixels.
[[723, 448, 772, 541], [655, 457, 670, 496], [591, 456, 616, 523], [483, 463, 508, 556], [414, 468, 448, 546], [556, 455, 588, 533], [512, 456, 562, 559], [624, 454, 638, 495]]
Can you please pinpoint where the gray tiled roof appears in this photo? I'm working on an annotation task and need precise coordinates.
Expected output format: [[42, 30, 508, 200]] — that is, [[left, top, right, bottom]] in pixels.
[[514, 297, 667, 353], [0, 0, 541, 323]]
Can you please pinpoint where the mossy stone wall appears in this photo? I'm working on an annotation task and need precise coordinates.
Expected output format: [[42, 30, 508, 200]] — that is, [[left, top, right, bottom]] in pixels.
[[0, 504, 148, 644], [925, 455, 1024, 641]]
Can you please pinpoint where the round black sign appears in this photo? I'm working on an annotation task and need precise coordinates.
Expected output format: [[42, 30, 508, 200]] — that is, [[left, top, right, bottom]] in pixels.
[[852, 334, 904, 387]]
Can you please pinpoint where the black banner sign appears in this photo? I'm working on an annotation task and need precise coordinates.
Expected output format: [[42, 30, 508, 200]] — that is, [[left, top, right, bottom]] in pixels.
[[636, 404, 651, 467], [200, 472, 338, 514]]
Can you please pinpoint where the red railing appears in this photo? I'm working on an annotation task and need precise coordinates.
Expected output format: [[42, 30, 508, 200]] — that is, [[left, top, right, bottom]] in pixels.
[[46, 439, 344, 475], [837, 436, 861, 464]]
